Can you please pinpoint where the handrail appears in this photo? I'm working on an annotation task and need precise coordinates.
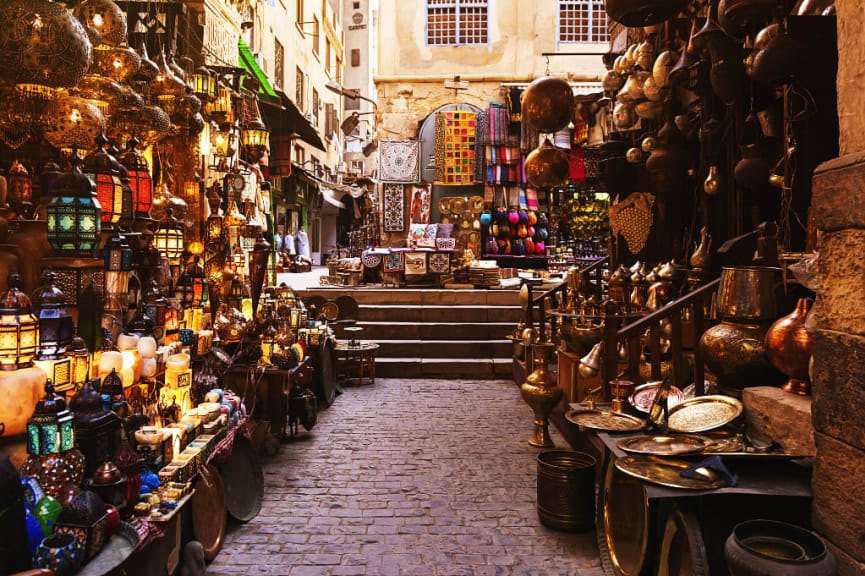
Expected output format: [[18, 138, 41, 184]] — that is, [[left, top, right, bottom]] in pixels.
[[618, 279, 720, 338]]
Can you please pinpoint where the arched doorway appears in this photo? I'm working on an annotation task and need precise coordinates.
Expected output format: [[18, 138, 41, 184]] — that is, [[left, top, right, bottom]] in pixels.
[[418, 103, 485, 222]]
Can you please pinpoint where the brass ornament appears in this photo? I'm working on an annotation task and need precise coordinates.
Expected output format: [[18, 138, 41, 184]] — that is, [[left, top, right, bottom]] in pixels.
[[525, 139, 569, 188], [666, 395, 743, 433], [74, 0, 127, 48], [91, 44, 141, 83], [522, 76, 575, 133], [43, 92, 105, 152], [520, 342, 562, 447], [615, 456, 731, 490], [609, 192, 655, 254], [617, 434, 713, 456]]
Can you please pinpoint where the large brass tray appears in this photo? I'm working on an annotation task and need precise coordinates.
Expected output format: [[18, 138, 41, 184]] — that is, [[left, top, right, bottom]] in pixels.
[[615, 456, 731, 490], [617, 434, 713, 456], [666, 395, 743, 433], [566, 408, 645, 432]]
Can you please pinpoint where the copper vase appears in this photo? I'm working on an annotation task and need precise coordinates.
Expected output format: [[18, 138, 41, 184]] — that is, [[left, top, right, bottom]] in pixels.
[[699, 320, 785, 396], [520, 342, 562, 447], [765, 298, 814, 395]]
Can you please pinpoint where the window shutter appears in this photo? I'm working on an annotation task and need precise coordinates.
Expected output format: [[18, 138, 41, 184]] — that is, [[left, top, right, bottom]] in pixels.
[[325, 103, 334, 136], [351, 49, 361, 67]]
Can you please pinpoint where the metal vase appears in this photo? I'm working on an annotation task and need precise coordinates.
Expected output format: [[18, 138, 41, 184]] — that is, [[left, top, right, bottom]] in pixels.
[[520, 342, 562, 448]]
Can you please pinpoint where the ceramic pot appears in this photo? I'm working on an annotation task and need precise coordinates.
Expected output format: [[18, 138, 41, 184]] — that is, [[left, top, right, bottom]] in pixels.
[[725, 520, 836, 576], [699, 320, 785, 396], [765, 298, 814, 395], [520, 343, 563, 448], [33, 533, 85, 576]]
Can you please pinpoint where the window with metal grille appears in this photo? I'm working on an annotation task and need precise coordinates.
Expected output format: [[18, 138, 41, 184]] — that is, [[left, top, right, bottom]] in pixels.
[[296, 66, 305, 110], [274, 39, 284, 89], [312, 88, 320, 126], [426, 0, 488, 46], [558, 0, 609, 43]]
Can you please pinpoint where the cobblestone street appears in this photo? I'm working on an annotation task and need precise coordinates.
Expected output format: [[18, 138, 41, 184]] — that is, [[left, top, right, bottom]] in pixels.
[[208, 379, 601, 576]]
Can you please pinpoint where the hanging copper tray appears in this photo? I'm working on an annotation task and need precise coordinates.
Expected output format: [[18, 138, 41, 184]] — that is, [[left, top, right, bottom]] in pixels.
[[566, 408, 645, 432], [319, 301, 339, 322], [469, 196, 485, 213], [192, 464, 226, 561], [617, 434, 713, 456], [667, 395, 743, 433], [615, 456, 731, 490], [629, 382, 686, 414], [450, 197, 468, 215], [438, 197, 452, 215]]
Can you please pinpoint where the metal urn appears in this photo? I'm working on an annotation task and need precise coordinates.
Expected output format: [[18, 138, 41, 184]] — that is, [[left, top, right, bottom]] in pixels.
[[520, 342, 562, 448], [765, 298, 815, 395]]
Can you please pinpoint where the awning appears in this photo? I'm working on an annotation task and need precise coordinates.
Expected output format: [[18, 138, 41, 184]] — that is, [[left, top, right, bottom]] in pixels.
[[321, 188, 346, 210], [238, 37, 279, 104], [260, 91, 326, 151]]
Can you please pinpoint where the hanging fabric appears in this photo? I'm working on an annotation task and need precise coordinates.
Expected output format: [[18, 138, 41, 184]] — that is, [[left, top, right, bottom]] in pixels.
[[383, 183, 406, 232], [434, 111, 476, 186]]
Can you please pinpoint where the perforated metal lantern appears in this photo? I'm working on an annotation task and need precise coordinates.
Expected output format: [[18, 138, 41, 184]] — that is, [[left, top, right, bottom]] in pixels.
[[241, 119, 270, 160], [0, 273, 39, 370], [74, 0, 128, 48], [193, 67, 216, 102], [7, 160, 33, 214], [47, 156, 102, 255], [118, 138, 152, 218], [34, 271, 75, 360], [83, 135, 123, 225], [153, 211, 184, 263]]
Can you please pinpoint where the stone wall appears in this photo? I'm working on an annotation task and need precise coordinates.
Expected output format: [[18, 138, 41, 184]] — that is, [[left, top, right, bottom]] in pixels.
[[811, 1, 865, 565]]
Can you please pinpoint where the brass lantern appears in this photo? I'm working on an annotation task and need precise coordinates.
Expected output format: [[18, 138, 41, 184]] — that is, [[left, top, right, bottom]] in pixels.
[[241, 118, 270, 160], [0, 273, 39, 370], [193, 67, 216, 102], [67, 330, 91, 387], [83, 134, 124, 226], [46, 155, 102, 255], [119, 137, 152, 218], [43, 92, 105, 153], [209, 83, 234, 124], [153, 210, 184, 263], [74, 0, 128, 48], [211, 122, 236, 158], [7, 160, 33, 215]]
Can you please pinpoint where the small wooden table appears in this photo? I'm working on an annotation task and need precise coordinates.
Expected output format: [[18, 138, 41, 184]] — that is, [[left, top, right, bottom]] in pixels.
[[334, 342, 379, 385]]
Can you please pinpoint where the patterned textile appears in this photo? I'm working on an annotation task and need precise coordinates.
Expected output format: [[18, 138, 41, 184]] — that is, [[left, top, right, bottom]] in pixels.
[[474, 110, 487, 184], [383, 183, 405, 232], [429, 252, 450, 274], [379, 141, 421, 183], [405, 252, 427, 275], [362, 251, 382, 268], [435, 238, 456, 250], [384, 252, 404, 272], [434, 111, 476, 186], [526, 188, 539, 211], [417, 224, 437, 248], [437, 223, 454, 238], [409, 184, 431, 224]]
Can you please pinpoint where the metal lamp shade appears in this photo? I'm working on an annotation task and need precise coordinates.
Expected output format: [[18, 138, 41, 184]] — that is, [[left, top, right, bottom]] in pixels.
[[525, 139, 570, 188], [43, 94, 105, 153], [522, 76, 575, 133], [74, 0, 128, 48], [91, 45, 141, 84], [83, 136, 124, 225]]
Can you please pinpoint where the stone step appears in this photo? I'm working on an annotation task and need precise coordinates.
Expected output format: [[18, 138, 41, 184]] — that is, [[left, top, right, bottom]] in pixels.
[[374, 339, 512, 359], [373, 357, 513, 379], [299, 288, 520, 307], [355, 321, 514, 341], [359, 304, 522, 323]]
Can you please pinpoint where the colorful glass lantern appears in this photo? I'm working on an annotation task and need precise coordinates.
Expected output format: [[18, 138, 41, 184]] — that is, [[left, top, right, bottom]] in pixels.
[[46, 155, 102, 255], [205, 212, 223, 243], [189, 256, 208, 307], [69, 379, 120, 476], [34, 271, 75, 361], [107, 142, 135, 227], [193, 67, 216, 102], [102, 235, 132, 272], [231, 245, 247, 279], [26, 380, 75, 456], [241, 119, 270, 160], [209, 83, 234, 123], [8, 160, 33, 215], [67, 330, 91, 387], [0, 273, 39, 370], [211, 124, 236, 158], [153, 210, 184, 263], [118, 138, 152, 218], [83, 135, 123, 225]]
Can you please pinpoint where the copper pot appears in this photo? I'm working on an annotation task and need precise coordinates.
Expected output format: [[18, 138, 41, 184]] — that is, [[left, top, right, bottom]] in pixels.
[[699, 320, 785, 396], [522, 76, 575, 133], [716, 266, 783, 322], [765, 298, 814, 395]]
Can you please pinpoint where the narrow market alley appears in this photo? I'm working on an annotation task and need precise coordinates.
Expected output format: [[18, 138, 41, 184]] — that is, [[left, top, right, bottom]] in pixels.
[[208, 379, 602, 576]]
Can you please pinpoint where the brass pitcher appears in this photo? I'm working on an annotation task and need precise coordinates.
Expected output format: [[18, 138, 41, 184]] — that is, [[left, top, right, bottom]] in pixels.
[[521, 342, 562, 448]]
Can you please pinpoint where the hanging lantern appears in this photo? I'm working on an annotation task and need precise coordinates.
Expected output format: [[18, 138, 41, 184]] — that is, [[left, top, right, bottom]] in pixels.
[[102, 234, 132, 272], [231, 245, 247, 278], [43, 92, 105, 154], [183, 181, 200, 202], [83, 135, 123, 225], [153, 210, 184, 263], [47, 155, 102, 255], [0, 273, 39, 370], [249, 235, 271, 316], [223, 200, 245, 230], [34, 270, 76, 360], [205, 212, 223, 243], [525, 138, 570, 188], [24, 380, 75, 457], [241, 119, 270, 160], [90, 44, 141, 84], [7, 161, 33, 216], [107, 142, 135, 228], [209, 83, 234, 123], [211, 123, 236, 158], [189, 256, 208, 307], [118, 138, 152, 218], [67, 330, 91, 387], [173, 269, 194, 306], [143, 279, 169, 326], [74, 0, 128, 47], [522, 76, 576, 133], [134, 43, 159, 82], [0, 0, 93, 92], [193, 67, 216, 102], [131, 105, 171, 148], [150, 50, 185, 100]]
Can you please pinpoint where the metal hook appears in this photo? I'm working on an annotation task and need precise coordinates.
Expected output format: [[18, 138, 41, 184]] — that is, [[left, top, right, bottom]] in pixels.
[[544, 55, 551, 76]]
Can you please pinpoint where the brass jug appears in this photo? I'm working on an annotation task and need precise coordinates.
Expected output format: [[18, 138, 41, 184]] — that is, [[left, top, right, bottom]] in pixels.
[[520, 342, 562, 448]]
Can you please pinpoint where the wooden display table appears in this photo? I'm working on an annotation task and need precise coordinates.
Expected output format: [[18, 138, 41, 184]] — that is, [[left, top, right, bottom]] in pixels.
[[334, 342, 379, 385]]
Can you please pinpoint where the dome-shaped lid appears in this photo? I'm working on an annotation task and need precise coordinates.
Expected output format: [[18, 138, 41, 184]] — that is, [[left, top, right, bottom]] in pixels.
[[55, 154, 98, 198], [57, 490, 105, 527], [0, 273, 33, 314], [70, 379, 104, 415], [119, 137, 149, 171], [101, 368, 123, 396], [34, 380, 67, 416], [35, 270, 67, 309], [83, 134, 122, 175], [91, 461, 122, 484]]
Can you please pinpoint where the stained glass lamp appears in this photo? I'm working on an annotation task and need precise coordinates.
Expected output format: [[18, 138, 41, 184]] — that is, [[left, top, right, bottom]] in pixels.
[[46, 155, 102, 255], [119, 138, 152, 218], [83, 135, 123, 225], [25, 380, 75, 457], [0, 273, 39, 370]]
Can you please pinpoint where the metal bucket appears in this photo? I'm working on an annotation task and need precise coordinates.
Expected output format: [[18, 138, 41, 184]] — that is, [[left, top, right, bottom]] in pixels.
[[537, 450, 596, 532]]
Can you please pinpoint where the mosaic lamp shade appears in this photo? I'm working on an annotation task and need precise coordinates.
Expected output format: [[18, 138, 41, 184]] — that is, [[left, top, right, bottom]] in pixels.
[[118, 138, 152, 218], [42, 93, 105, 154], [83, 135, 123, 225], [0, 273, 39, 370], [205, 213, 223, 243], [73, 0, 127, 48], [0, 0, 93, 91], [153, 210, 184, 263], [34, 270, 76, 361], [26, 380, 75, 456], [107, 142, 135, 228], [47, 155, 102, 255]]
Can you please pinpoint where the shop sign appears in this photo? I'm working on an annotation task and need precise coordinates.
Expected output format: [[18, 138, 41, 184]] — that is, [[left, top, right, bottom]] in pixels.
[[203, 0, 241, 66]]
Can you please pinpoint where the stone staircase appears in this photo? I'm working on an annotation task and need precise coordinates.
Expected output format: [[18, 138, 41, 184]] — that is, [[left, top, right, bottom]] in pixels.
[[298, 288, 520, 378]]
